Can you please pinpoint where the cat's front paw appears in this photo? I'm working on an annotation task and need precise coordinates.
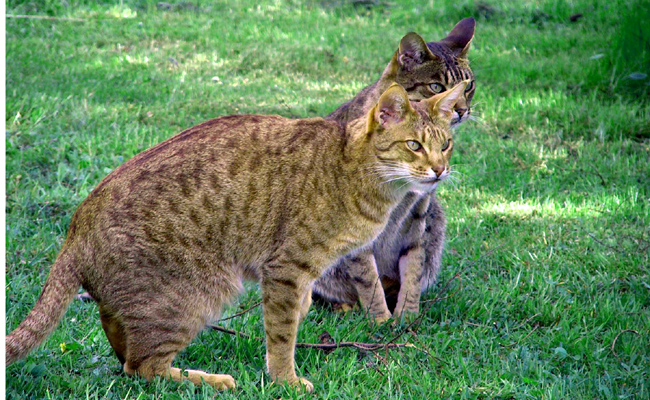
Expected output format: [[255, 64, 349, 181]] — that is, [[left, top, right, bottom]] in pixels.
[[392, 308, 419, 324], [293, 377, 314, 392], [273, 375, 314, 392], [371, 311, 393, 324]]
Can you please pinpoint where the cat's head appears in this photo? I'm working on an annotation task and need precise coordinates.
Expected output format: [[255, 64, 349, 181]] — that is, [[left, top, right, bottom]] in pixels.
[[365, 80, 469, 194], [380, 18, 475, 127]]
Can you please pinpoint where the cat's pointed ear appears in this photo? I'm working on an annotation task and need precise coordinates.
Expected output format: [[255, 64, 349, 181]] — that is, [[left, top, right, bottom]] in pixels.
[[370, 83, 413, 129], [398, 32, 436, 71], [424, 80, 469, 121], [440, 17, 475, 59]]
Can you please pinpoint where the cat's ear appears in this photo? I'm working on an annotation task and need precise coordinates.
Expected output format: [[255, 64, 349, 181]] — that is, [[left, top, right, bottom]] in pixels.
[[370, 83, 413, 129], [398, 32, 436, 71], [440, 17, 475, 59], [424, 80, 469, 121]]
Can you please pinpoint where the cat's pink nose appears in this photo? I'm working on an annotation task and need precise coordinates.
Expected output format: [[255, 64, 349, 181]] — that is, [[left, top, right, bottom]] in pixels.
[[432, 166, 445, 177], [456, 108, 468, 117]]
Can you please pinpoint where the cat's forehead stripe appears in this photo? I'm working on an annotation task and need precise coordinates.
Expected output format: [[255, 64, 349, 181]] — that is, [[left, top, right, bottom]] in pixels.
[[421, 125, 431, 144], [433, 126, 446, 142], [426, 41, 474, 86], [414, 110, 447, 144]]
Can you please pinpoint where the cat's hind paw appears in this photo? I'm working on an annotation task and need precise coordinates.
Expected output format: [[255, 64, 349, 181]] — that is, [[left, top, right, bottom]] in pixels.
[[204, 374, 237, 390], [334, 302, 358, 313], [169, 368, 236, 390]]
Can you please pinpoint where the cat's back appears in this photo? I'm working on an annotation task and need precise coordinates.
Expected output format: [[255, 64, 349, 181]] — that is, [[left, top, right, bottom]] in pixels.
[[66, 113, 343, 244], [86, 114, 338, 191]]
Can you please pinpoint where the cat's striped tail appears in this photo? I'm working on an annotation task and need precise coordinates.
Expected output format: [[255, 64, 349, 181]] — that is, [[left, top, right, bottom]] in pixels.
[[6, 249, 82, 365]]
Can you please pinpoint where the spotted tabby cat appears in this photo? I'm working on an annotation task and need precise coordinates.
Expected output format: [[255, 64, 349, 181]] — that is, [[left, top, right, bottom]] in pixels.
[[314, 18, 475, 321], [6, 82, 468, 391]]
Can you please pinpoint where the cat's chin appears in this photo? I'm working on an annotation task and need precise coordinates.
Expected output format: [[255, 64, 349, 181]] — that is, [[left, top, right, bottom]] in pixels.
[[410, 180, 440, 194]]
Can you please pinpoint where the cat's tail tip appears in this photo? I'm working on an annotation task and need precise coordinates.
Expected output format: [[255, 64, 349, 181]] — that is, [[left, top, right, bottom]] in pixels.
[[6, 250, 81, 365]]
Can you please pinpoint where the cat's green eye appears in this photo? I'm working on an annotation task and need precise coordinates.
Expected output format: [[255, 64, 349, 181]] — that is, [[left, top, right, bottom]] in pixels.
[[464, 81, 474, 93], [441, 139, 451, 151], [406, 140, 422, 152], [429, 83, 445, 93]]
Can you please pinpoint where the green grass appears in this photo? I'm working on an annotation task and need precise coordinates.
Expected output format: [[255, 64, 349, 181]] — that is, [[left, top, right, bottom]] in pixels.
[[5, 0, 650, 398]]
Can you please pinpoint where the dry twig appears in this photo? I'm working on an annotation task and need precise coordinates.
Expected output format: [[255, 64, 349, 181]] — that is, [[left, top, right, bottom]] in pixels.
[[208, 323, 416, 352], [209, 325, 254, 339], [588, 233, 629, 255], [610, 329, 640, 359], [218, 301, 261, 322], [295, 341, 414, 351]]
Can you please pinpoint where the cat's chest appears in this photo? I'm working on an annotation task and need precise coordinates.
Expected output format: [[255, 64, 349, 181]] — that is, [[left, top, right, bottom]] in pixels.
[[292, 202, 391, 274], [329, 199, 400, 257]]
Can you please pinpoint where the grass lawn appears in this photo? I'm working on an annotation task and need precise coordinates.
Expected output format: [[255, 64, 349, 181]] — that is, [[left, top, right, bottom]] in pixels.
[[5, 0, 649, 398]]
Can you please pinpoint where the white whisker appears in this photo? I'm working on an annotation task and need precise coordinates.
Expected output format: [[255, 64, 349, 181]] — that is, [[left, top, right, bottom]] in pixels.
[[359, 168, 405, 176], [396, 178, 413, 192], [443, 179, 459, 189], [468, 115, 489, 128], [381, 175, 411, 185]]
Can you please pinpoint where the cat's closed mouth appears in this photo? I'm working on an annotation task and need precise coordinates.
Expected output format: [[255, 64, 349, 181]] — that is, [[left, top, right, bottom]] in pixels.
[[416, 178, 443, 191], [421, 178, 442, 185]]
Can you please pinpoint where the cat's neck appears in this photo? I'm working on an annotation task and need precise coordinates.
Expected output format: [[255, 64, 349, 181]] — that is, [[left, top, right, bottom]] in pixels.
[[341, 118, 408, 206]]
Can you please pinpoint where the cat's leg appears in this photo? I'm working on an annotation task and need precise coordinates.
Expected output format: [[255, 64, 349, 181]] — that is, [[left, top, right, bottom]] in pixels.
[[122, 322, 236, 390], [124, 351, 236, 389], [261, 269, 314, 392], [393, 196, 431, 321], [347, 248, 392, 323], [299, 286, 313, 323], [421, 197, 447, 291], [119, 301, 236, 390], [392, 246, 426, 320], [99, 305, 127, 365]]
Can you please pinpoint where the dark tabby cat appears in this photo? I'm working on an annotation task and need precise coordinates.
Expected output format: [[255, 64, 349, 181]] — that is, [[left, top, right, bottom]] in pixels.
[[6, 81, 468, 391], [314, 18, 475, 321]]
